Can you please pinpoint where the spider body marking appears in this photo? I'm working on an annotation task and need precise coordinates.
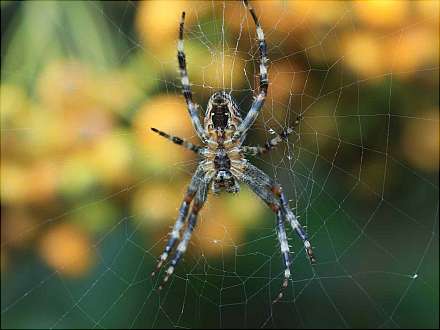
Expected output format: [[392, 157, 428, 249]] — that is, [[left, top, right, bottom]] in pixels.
[[150, 0, 315, 303], [203, 91, 243, 194]]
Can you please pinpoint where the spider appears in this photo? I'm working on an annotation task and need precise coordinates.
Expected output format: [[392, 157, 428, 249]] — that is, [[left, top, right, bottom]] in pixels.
[[150, 0, 315, 303]]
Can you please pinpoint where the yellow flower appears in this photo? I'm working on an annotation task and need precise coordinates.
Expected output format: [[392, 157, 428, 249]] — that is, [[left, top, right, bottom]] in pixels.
[[401, 110, 439, 172], [58, 150, 98, 196], [416, 1, 440, 24], [131, 182, 187, 229], [195, 207, 242, 257], [266, 61, 307, 111], [1, 162, 28, 204], [195, 189, 264, 257], [133, 95, 197, 171], [342, 32, 384, 78], [26, 161, 59, 204], [385, 27, 439, 74], [89, 131, 133, 186], [289, 0, 347, 26], [134, 182, 265, 257], [36, 60, 97, 112], [94, 70, 144, 115], [0, 84, 28, 122], [353, 0, 408, 29], [39, 223, 95, 277], [136, 1, 207, 53]]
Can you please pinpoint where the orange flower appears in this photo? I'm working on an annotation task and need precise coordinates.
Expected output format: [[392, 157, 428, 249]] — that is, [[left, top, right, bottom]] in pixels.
[[353, 0, 408, 29], [385, 27, 438, 74], [342, 32, 384, 78], [39, 223, 95, 277], [26, 161, 59, 204], [36, 60, 97, 112], [133, 95, 198, 171], [0, 84, 28, 122], [289, 0, 347, 26], [131, 182, 188, 228], [266, 61, 306, 115], [89, 131, 133, 186], [401, 110, 439, 172], [136, 1, 207, 54], [1, 162, 28, 204]]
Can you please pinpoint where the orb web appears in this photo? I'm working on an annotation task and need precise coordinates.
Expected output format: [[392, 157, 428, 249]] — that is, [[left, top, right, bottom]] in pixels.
[[1, 1, 438, 329]]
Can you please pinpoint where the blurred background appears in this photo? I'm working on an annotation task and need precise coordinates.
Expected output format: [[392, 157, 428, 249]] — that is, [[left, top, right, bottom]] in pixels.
[[1, 1, 438, 328]]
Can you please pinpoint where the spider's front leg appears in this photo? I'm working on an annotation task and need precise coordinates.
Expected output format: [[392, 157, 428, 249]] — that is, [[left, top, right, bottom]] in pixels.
[[150, 127, 202, 154], [233, 0, 269, 142], [177, 12, 208, 142], [237, 162, 315, 302]]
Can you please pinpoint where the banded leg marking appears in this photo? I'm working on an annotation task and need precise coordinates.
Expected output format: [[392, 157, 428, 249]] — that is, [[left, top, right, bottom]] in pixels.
[[152, 165, 205, 277], [156, 170, 211, 290], [242, 115, 302, 156], [158, 203, 200, 290], [273, 205, 292, 304], [151, 127, 202, 154], [151, 196, 192, 277], [234, 1, 269, 141], [242, 127, 293, 156], [239, 162, 315, 303], [274, 185, 316, 264], [178, 12, 207, 142]]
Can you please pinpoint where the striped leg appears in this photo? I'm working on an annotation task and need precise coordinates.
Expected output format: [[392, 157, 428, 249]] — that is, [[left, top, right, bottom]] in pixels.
[[151, 127, 202, 154], [238, 162, 293, 303], [178, 12, 207, 142], [242, 115, 302, 156], [233, 0, 269, 141], [158, 203, 199, 290], [158, 175, 210, 290], [242, 127, 293, 156], [152, 165, 205, 277], [271, 183, 315, 264], [272, 207, 292, 304], [239, 162, 315, 302], [278, 189, 316, 263]]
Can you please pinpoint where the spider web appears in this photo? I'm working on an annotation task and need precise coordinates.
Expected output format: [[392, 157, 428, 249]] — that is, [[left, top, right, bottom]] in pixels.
[[1, 1, 439, 329]]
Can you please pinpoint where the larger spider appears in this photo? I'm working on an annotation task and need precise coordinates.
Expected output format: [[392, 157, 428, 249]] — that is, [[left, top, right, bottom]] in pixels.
[[150, 0, 315, 303]]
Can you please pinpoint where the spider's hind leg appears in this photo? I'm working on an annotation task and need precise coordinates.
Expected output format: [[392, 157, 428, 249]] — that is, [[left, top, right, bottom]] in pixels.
[[158, 174, 210, 290], [238, 162, 315, 303], [151, 165, 205, 277], [273, 184, 316, 264]]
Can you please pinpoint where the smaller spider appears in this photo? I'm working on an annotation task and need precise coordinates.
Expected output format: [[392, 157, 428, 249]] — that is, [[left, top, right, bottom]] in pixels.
[[151, 0, 315, 303]]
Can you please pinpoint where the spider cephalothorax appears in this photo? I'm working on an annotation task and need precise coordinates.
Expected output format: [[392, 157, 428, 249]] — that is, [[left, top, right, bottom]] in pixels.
[[205, 91, 242, 130], [150, 0, 315, 304]]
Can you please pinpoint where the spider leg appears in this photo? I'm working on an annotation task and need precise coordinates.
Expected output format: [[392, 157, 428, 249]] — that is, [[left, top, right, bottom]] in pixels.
[[233, 0, 269, 142], [151, 127, 202, 154], [236, 162, 315, 302], [242, 115, 302, 156], [178, 12, 208, 142], [158, 173, 211, 290], [152, 165, 205, 277], [273, 184, 316, 264], [242, 127, 293, 156]]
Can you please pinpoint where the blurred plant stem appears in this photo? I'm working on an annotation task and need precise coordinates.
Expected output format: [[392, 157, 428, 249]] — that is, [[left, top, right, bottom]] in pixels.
[[2, 1, 120, 90]]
